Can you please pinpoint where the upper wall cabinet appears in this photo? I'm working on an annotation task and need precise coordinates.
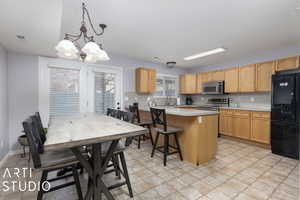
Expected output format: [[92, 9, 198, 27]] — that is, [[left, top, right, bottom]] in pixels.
[[238, 64, 256, 92], [256, 61, 275, 92], [196, 73, 203, 93], [180, 74, 197, 94], [224, 67, 239, 93], [135, 68, 156, 93], [276, 56, 299, 71], [201, 72, 213, 83], [212, 70, 225, 81]]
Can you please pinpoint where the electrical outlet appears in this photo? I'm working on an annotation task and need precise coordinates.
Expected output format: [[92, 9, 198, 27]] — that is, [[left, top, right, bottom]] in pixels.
[[250, 97, 255, 102]]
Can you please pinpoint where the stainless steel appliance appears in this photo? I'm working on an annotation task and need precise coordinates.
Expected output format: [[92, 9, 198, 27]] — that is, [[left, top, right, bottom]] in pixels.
[[271, 70, 299, 160], [202, 81, 224, 95], [186, 96, 193, 105], [196, 98, 230, 111]]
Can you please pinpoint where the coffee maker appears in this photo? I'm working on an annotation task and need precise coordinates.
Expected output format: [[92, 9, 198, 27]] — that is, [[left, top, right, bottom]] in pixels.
[[185, 96, 193, 105]]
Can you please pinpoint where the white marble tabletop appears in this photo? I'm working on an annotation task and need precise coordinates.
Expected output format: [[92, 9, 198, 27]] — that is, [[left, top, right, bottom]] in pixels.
[[44, 114, 148, 150]]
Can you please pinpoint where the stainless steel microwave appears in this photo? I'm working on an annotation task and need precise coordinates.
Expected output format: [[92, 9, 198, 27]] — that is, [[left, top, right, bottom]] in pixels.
[[202, 81, 224, 94]]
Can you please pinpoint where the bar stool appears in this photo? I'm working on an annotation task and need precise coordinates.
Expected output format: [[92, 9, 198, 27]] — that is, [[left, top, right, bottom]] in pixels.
[[129, 103, 153, 148], [150, 107, 183, 166]]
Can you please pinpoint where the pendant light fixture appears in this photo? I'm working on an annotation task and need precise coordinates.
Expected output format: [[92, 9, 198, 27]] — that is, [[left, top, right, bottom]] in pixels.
[[55, 3, 110, 63]]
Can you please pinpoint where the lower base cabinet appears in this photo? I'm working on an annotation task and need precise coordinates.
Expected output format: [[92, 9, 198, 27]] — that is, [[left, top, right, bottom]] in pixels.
[[219, 109, 270, 144]]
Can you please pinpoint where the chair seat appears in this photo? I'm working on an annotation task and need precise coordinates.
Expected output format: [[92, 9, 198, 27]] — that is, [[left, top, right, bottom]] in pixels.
[[135, 121, 152, 126], [154, 127, 183, 134], [40, 149, 87, 171]]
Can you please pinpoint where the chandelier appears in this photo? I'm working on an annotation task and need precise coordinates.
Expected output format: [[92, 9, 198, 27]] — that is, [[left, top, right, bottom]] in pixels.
[[55, 3, 110, 63]]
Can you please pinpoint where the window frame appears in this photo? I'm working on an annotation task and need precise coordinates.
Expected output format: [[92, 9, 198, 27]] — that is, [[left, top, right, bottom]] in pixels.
[[154, 73, 179, 98]]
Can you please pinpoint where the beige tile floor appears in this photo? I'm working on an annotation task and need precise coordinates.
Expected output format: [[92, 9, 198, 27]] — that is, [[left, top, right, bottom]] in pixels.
[[0, 138, 299, 200]]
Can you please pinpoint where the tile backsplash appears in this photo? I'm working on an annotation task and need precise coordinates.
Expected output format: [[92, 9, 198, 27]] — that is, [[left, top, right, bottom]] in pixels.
[[124, 92, 177, 108], [187, 92, 271, 108]]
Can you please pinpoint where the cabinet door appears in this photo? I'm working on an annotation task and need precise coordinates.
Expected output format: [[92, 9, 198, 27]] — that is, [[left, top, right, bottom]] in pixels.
[[186, 74, 197, 94], [212, 70, 225, 81], [225, 115, 233, 136], [238, 64, 256, 92], [256, 61, 275, 92], [219, 114, 226, 134], [251, 118, 270, 144], [202, 72, 213, 83], [233, 117, 251, 139], [136, 68, 149, 93], [224, 67, 239, 93], [196, 73, 203, 93], [148, 69, 156, 92], [276, 56, 299, 71], [179, 74, 186, 94]]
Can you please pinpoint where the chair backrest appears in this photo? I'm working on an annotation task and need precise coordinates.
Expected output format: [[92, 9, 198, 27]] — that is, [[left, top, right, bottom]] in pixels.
[[22, 118, 42, 168], [121, 111, 135, 123], [107, 108, 122, 119], [150, 107, 167, 132], [34, 112, 47, 143], [129, 103, 141, 123]]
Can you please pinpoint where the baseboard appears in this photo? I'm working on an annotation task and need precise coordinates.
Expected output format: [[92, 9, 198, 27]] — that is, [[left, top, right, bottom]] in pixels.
[[0, 152, 10, 168]]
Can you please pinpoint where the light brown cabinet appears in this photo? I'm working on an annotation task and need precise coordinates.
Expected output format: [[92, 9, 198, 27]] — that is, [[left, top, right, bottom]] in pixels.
[[212, 70, 225, 81], [219, 109, 233, 136], [224, 67, 239, 93], [251, 111, 270, 144], [135, 68, 156, 93], [238, 64, 256, 92], [219, 109, 270, 144], [196, 73, 203, 93], [180, 74, 197, 94], [276, 56, 299, 71], [256, 61, 275, 92], [201, 72, 213, 83], [232, 110, 251, 139]]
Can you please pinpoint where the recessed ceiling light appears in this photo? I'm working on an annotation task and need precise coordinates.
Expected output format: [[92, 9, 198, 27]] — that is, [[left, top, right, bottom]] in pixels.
[[153, 57, 160, 60], [16, 35, 25, 40], [184, 48, 226, 61]]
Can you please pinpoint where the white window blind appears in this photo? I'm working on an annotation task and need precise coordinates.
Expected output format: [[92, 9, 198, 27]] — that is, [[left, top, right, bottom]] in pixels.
[[94, 72, 116, 114], [49, 68, 80, 116]]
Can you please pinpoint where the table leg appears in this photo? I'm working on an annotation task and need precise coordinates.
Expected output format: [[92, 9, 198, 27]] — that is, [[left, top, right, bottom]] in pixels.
[[71, 139, 120, 200]]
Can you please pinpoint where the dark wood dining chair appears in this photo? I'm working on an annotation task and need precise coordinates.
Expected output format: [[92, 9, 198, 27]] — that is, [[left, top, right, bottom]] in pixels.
[[129, 103, 154, 148], [23, 116, 84, 200], [150, 107, 183, 166]]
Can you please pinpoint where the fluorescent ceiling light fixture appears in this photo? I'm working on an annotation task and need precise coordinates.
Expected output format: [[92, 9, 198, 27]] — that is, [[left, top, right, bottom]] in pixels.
[[184, 48, 226, 61]]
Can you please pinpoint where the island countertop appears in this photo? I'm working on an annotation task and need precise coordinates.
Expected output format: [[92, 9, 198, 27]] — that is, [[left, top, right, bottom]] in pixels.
[[138, 106, 219, 116]]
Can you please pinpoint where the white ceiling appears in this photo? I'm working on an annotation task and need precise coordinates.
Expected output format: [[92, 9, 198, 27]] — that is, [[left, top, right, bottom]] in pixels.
[[0, 0, 299, 68]]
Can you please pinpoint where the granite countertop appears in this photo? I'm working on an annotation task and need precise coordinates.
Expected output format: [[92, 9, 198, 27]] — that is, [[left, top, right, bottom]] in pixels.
[[176, 104, 271, 112], [139, 106, 219, 117]]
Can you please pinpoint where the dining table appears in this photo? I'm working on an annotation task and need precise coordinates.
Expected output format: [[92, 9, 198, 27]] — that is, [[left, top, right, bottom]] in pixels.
[[44, 113, 148, 200]]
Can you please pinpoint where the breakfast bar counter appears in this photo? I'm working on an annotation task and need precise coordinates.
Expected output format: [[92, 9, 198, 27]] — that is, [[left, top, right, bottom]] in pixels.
[[139, 107, 219, 165]]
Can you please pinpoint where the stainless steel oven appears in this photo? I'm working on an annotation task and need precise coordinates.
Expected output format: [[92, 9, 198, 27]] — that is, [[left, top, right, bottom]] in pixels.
[[202, 81, 224, 95]]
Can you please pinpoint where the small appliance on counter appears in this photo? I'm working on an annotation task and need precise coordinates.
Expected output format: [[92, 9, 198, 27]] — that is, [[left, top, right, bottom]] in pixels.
[[271, 70, 299, 160], [185, 96, 193, 105]]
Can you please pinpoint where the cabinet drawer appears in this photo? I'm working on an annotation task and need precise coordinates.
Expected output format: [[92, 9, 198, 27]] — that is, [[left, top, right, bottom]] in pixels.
[[252, 111, 270, 119], [233, 110, 251, 118]]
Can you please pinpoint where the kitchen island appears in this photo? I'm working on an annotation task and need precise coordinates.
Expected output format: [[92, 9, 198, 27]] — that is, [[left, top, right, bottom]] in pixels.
[[139, 107, 219, 165]]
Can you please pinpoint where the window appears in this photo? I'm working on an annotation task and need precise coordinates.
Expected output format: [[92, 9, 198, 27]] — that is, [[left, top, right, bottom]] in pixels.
[[49, 68, 80, 116], [154, 75, 178, 97], [94, 72, 116, 114]]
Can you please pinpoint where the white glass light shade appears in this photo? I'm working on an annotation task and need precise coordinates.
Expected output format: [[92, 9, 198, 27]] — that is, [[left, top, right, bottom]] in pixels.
[[57, 51, 78, 60], [81, 41, 102, 55], [55, 39, 78, 55]]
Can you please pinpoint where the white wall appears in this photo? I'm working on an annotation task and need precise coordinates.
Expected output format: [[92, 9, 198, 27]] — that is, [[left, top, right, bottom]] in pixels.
[[0, 44, 9, 160], [8, 52, 39, 151]]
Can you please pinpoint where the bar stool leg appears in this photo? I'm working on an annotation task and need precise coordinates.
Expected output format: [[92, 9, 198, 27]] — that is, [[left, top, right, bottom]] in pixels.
[[138, 136, 141, 149], [147, 124, 154, 146], [151, 133, 160, 157], [174, 134, 183, 161], [37, 170, 48, 200], [72, 165, 83, 200], [164, 135, 169, 166]]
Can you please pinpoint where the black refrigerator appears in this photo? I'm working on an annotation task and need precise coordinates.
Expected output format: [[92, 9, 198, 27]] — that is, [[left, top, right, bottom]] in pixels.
[[271, 71, 300, 160]]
